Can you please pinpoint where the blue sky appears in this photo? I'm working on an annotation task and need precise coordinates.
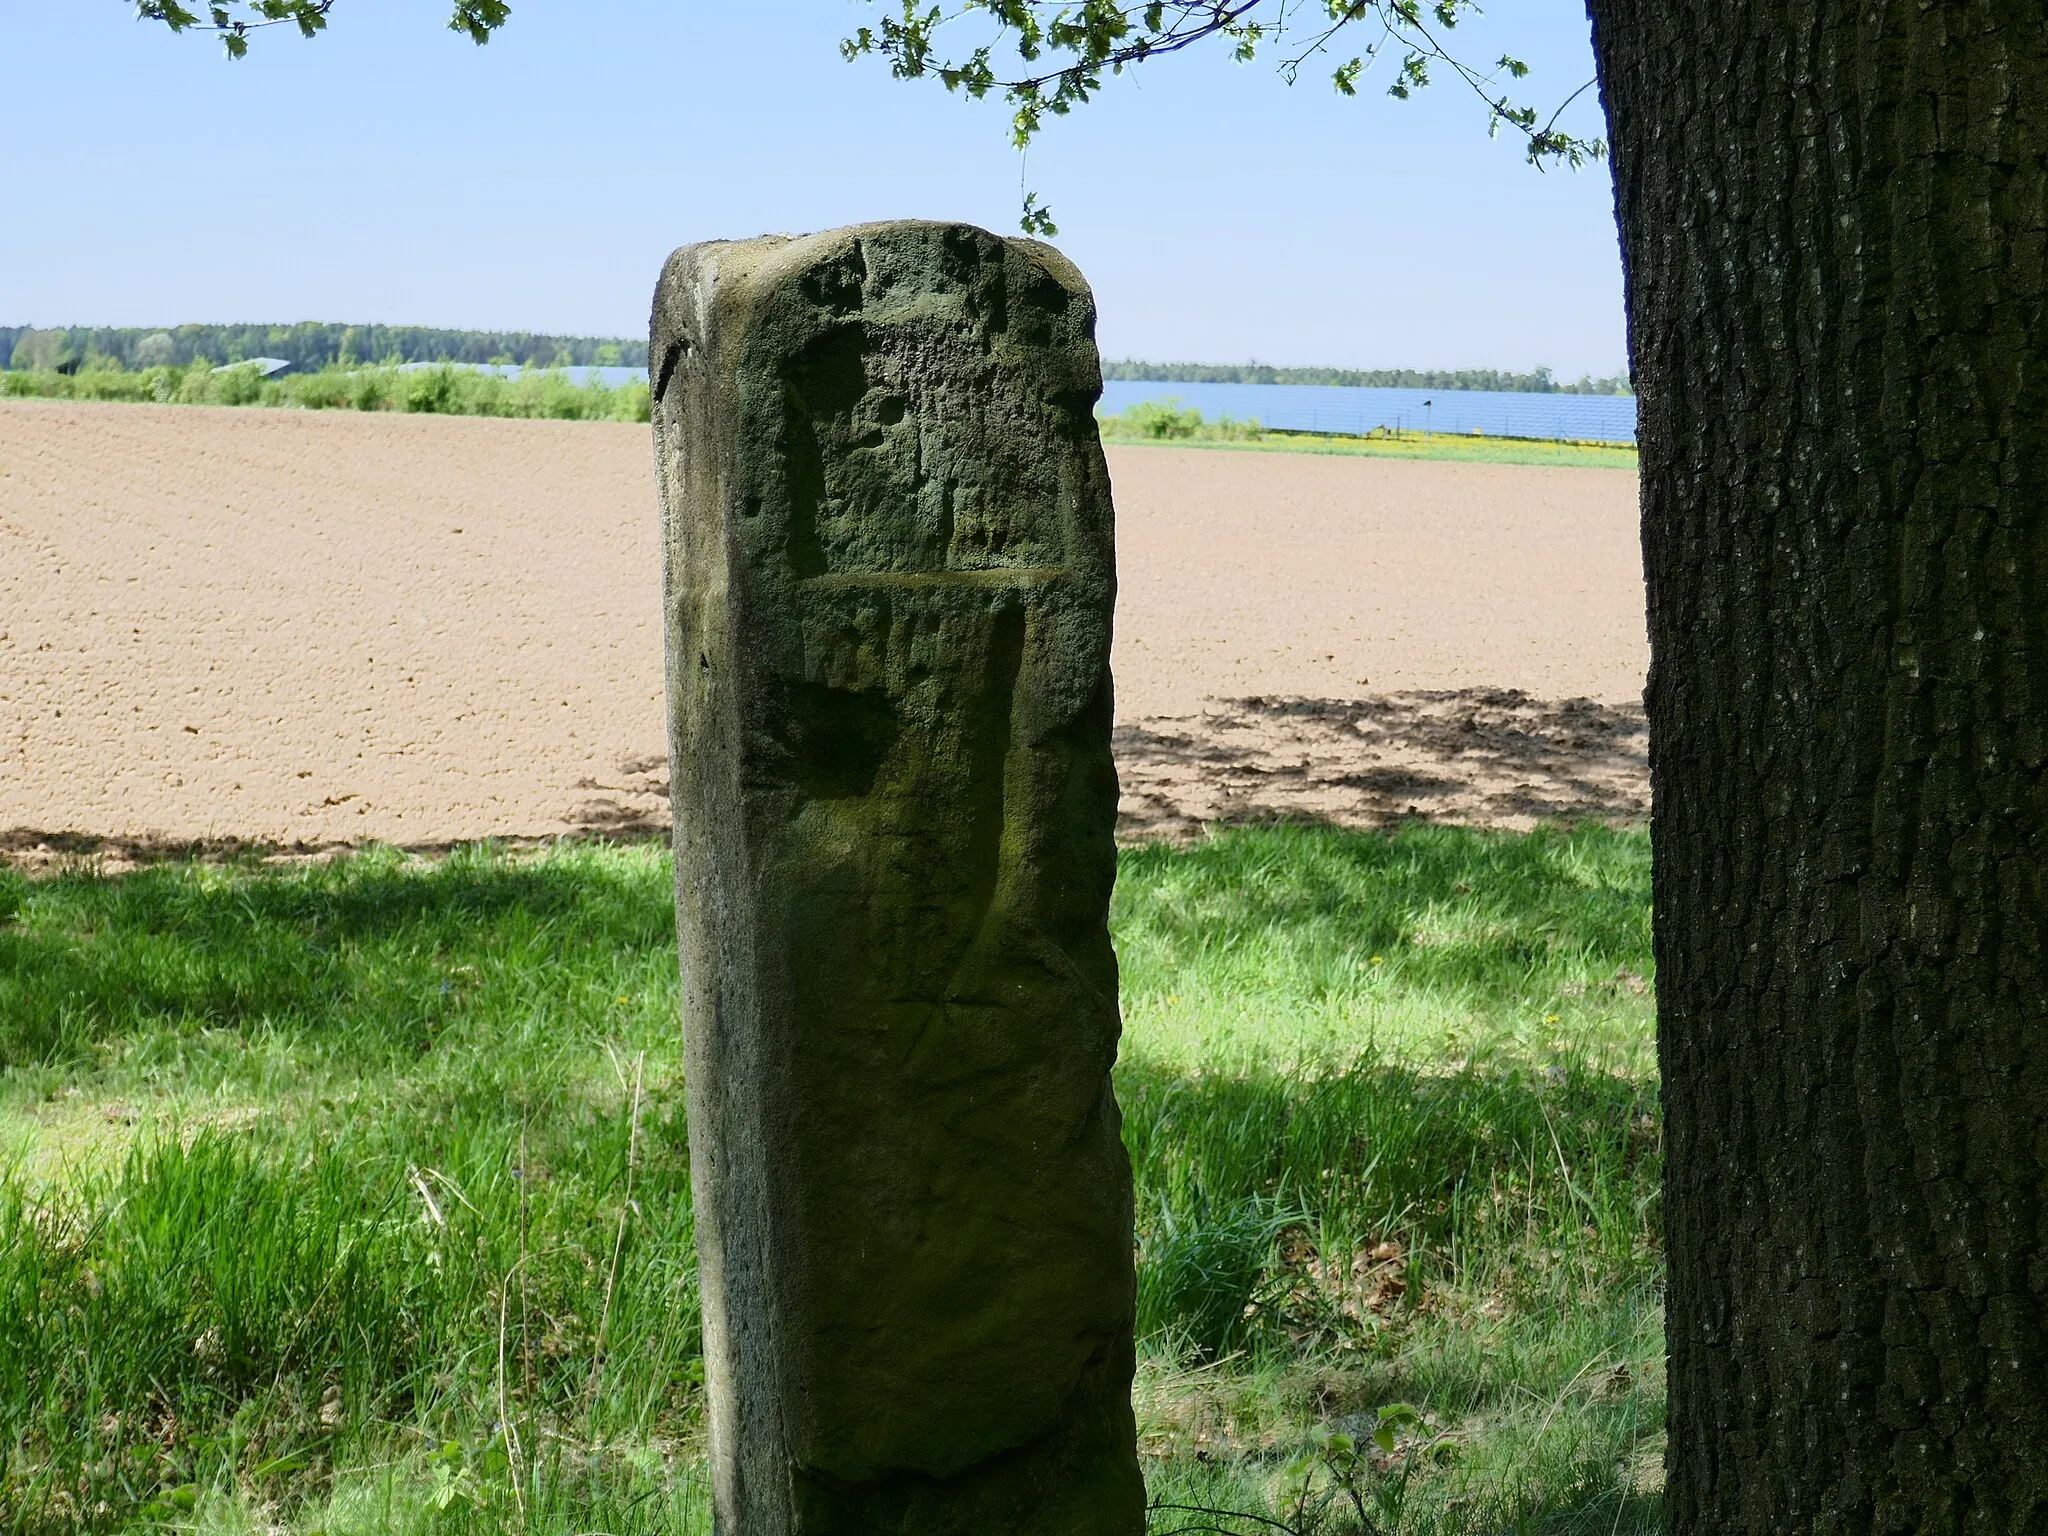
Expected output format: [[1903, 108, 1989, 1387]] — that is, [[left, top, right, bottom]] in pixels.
[[5, 1, 1624, 375]]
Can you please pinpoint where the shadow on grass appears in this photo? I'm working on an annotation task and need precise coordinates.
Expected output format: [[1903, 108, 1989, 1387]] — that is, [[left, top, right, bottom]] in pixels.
[[1, 1048, 1659, 1534], [0, 827, 1659, 1534], [1120, 1050, 1660, 1367], [1146, 1487, 1663, 1536], [0, 841, 676, 1072], [1114, 820, 1651, 1013]]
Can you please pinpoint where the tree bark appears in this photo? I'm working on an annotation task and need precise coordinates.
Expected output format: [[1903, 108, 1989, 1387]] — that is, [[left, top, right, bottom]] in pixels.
[[1584, 1, 2048, 1529]]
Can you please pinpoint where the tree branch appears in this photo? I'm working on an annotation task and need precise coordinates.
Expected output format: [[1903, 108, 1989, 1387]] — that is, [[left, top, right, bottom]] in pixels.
[[843, 0, 1607, 228], [133, 0, 507, 57]]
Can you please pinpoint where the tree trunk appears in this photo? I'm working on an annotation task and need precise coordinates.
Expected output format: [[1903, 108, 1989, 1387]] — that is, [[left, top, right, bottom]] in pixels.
[[1585, 1, 2048, 1529]]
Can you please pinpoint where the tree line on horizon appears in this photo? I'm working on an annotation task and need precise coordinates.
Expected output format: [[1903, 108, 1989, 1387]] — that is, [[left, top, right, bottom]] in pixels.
[[0, 323, 1625, 397], [0, 323, 651, 374], [1101, 359, 1633, 394]]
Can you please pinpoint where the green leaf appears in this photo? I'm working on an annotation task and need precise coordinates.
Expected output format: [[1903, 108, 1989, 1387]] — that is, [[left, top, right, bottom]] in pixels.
[[448, 0, 510, 45], [1019, 190, 1059, 238]]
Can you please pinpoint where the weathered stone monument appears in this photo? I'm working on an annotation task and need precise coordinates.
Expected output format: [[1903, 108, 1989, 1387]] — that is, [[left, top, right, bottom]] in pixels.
[[650, 222, 1142, 1534]]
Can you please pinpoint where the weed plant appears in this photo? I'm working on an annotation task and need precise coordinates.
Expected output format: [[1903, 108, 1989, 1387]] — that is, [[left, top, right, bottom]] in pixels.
[[0, 362, 650, 423], [0, 826, 1660, 1533], [1099, 398, 1270, 443]]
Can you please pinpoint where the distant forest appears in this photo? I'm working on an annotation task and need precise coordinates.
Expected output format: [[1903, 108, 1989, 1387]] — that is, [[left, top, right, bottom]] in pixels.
[[0, 326, 1624, 396], [0, 323, 649, 373], [1101, 360, 1633, 395]]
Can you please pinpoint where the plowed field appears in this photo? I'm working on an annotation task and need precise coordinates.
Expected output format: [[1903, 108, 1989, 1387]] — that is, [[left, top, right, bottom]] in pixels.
[[0, 400, 1647, 856]]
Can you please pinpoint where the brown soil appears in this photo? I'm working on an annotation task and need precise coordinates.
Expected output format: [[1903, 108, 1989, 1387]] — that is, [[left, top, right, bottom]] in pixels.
[[0, 401, 1645, 859]]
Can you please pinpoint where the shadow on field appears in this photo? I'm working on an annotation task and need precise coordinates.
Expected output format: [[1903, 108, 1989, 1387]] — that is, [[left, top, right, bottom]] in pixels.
[[1115, 689, 1648, 840]]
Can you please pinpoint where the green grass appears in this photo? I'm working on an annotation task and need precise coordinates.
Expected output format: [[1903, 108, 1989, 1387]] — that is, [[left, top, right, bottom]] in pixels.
[[1097, 398, 1638, 469], [0, 826, 1660, 1534], [0, 362, 650, 423]]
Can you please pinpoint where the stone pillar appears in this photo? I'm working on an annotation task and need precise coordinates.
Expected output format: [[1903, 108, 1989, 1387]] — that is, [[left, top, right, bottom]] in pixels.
[[651, 222, 1141, 1536]]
